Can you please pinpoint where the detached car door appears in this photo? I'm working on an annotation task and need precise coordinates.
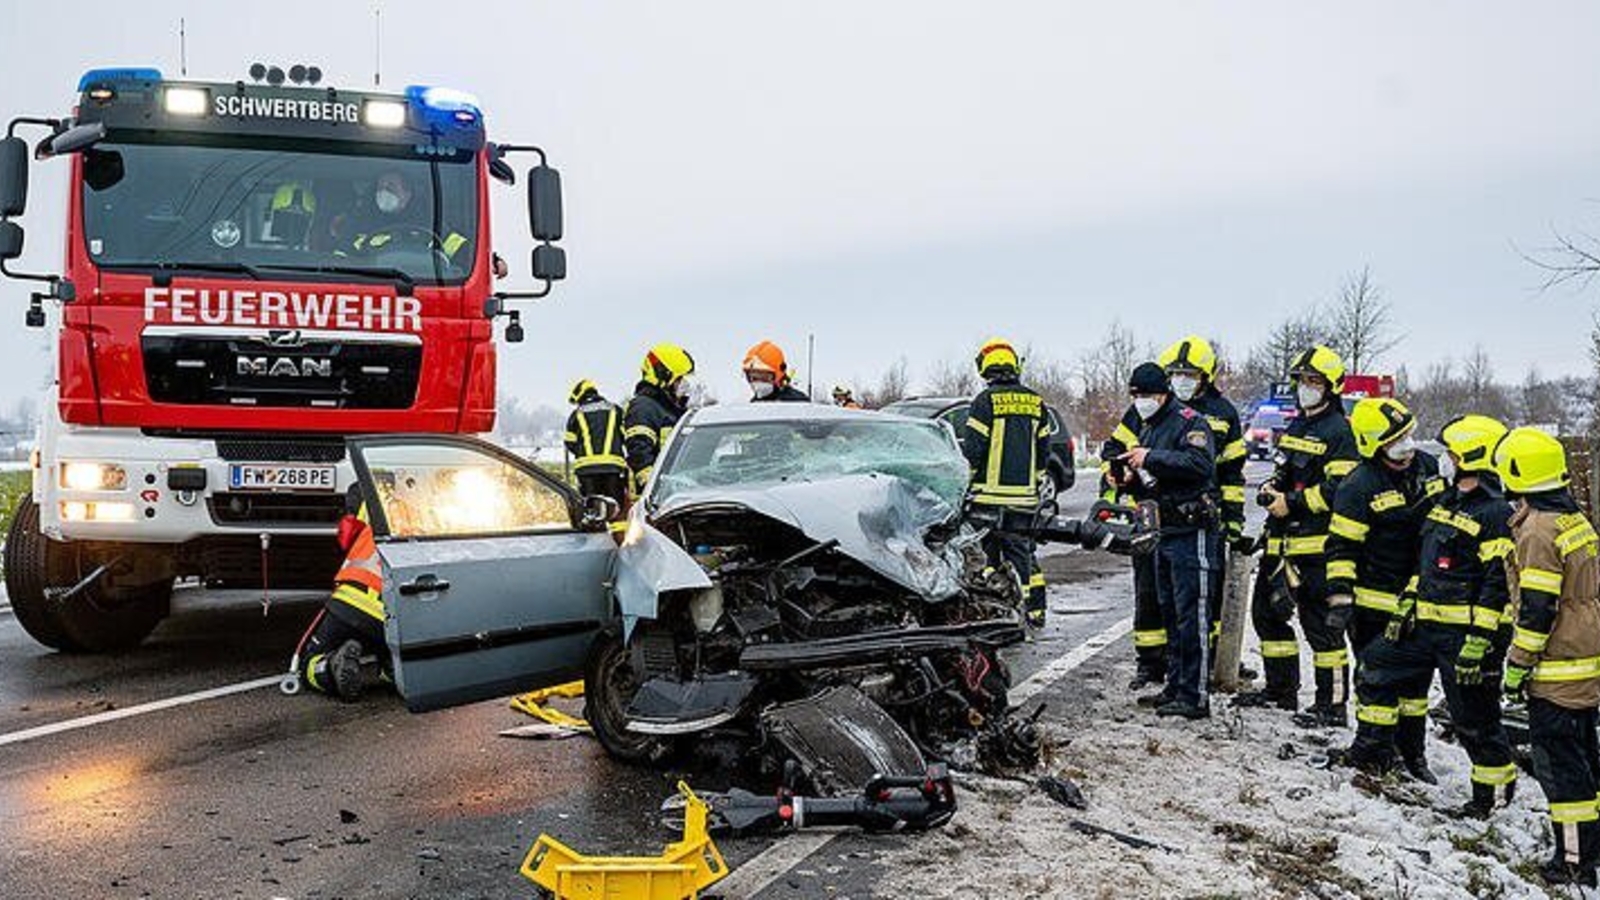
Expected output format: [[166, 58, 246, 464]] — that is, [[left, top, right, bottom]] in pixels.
[[347, 435, 615, 712]]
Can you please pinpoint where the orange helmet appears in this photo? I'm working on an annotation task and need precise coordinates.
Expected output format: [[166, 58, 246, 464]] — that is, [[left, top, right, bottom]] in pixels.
[[742, 340, 790, 384]]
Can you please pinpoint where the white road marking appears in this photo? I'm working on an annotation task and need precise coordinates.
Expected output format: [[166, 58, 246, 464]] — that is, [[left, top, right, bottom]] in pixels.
[[714, 614, 1134, 898], [0, 675, 280, 748]]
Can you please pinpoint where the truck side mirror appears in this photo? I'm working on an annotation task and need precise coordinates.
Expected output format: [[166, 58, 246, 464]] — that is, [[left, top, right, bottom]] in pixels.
[[43, 121, 106, 159], [0, 137, 27, 217], [532, 244, 566, 282], [0, 221, 22, 261], [528, 165, 563, 241]]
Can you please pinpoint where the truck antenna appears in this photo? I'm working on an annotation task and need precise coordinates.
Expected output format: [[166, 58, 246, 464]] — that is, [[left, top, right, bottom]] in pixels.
[[179, 18, 188, 76], [373, 5, 382, 86]]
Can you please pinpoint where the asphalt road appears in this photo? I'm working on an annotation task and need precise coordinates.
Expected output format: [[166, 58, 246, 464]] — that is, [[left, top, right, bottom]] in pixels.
[[0, 477, 1160, 899]]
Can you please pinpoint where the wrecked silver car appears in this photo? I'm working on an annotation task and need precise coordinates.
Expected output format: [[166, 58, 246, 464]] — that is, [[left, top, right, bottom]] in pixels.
[[345, 406, 1133, 793]]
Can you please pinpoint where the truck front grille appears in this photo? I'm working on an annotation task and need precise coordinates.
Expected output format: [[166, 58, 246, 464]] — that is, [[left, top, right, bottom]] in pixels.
[[215, 438, 346, 463], [143, 332, 422, 410], [208, 492, 346, 526]]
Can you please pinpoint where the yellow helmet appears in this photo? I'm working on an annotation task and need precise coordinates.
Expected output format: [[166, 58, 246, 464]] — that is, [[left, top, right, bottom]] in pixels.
[[568, 378, 598, 405], [1349, 396, 1415, 459], [1439, 414, 1508, 474], [1158, 335, 1218, 380], [975, 337, 1020, 376], [1289, 345, 1346, 395], [640, 343, 695, 388], [1493, 426, 1569, 494]]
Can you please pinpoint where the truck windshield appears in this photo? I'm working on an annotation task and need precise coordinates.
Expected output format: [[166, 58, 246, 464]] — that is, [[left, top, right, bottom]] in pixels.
[[80, 140, 478, 284]]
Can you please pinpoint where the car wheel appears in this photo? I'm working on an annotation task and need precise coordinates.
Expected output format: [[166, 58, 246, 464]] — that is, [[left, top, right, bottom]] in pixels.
[[1037, 470, 1059, 509], [584, 629, 676, 765]]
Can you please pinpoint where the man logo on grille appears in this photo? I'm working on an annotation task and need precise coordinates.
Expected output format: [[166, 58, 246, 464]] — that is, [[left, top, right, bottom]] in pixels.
[[237, 356, 333, 378]]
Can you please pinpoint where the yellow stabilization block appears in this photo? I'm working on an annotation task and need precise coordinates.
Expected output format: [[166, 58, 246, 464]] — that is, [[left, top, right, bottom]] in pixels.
[[509, 680, 590, 731], [521, 781, 729, 900]]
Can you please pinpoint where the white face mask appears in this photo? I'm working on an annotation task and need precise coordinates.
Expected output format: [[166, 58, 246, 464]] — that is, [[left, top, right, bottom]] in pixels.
[[750, 380, 776, 400], [1170, 374, 1201, 402], [1296, 384, 1325, 410], [375, 188, 403, 213], [1383, 434, 1417, 463], [1133, 397, 1161, 420], [671, 377, 693, 401]]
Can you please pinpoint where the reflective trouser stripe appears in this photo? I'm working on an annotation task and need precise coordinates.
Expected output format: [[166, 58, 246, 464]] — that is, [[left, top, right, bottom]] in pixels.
[[1513, 626, 1550, 655], [1550, 800, 1600, 824], [1399, 697, 1429, 717], [305, 653, 325, 691], [1260, 640, 1299, 659], [1313, 648, 1349, 669], [1357, 703, 1399, 726], [1266, 535, 1327, 556], [1133, 629, 1168, 648], [1532, 656, 1600, 682], [1353, 587, 1400, 614], [1415, 602, 1472, 626], [1326, 559, 1357, 581], [1472, 763, 1518, 786]]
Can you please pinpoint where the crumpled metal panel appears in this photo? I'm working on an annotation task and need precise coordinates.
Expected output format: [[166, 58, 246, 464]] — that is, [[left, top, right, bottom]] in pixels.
[[761, 685, 927, 796], [614, 514, 713, 639], [652, 473, 970, 601]]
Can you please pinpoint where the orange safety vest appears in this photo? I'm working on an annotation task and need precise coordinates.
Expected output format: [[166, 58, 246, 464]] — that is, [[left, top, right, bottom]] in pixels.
[[331, 506, 385, 622]]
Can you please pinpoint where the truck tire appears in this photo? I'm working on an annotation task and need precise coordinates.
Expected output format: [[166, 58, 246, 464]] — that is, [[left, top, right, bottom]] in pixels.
[[583, 630, 676, 765], [4, 493, 171, 653]]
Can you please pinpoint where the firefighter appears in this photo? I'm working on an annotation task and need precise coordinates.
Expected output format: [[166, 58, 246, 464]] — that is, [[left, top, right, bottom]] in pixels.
[[1324, 397, 1448, 777], [342, 169, 482, 270], [1159, 335, 1248, 663], [623, 343, 696, 495], [1102, 404, 1166, 690], [743, 341, 811, 402], [832, 385, 862, 409], [1234, 346, 1360, 718], [1495, 428, 1600, 886], [268, 180, 317, 248], [564, 379, 630, 535], [962, 337, 1051, 628], [297, 490, 386, 701], [1116, 362, 1220, 719]]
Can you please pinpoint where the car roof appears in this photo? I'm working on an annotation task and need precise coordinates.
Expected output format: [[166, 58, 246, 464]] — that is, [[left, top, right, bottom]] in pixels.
[[683, 402, 926, 426]]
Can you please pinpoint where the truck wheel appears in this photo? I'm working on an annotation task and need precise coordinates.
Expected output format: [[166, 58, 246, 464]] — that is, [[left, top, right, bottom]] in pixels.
[[583, 630, 675, 765], [4, 493, 171, 653]]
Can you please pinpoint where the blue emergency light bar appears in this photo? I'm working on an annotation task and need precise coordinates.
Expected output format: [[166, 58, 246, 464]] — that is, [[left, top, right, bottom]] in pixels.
[[405, 85, 482, 125], [77, 67, 163, 91]]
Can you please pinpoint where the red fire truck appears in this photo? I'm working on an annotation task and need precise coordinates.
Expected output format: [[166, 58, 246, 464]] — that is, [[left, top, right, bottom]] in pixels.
[[0, 65, 566, 651]]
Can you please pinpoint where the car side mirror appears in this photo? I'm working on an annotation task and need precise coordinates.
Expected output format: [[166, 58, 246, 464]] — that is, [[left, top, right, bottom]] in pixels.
[[0, 137, 27, 217], [580, 493, 620, 530], [528, 165, 563, 241], [532, 244, 566, 282], [0, 221, 22, 261]]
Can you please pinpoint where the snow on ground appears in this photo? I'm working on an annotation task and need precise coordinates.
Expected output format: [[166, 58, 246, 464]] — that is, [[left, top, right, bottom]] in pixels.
[[878, 577, 1593, 900]]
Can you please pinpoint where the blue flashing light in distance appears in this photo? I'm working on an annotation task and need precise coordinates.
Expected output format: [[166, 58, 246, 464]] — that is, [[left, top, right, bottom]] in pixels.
[[77, 68, 163, 91], [405, 85, 482, 125]]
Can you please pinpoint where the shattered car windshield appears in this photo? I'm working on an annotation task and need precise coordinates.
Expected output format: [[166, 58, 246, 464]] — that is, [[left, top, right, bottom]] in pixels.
[[652, 417, 969, 508]]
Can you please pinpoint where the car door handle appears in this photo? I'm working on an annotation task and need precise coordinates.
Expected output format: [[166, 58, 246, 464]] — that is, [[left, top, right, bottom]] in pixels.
[[398, 574, 451, 596]]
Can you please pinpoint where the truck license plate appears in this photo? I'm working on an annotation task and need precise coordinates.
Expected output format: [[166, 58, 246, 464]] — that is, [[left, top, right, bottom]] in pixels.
[[228, 464, 336, 492]]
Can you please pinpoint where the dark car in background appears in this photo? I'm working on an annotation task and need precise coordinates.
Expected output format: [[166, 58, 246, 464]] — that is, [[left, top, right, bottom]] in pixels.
[[1245, 403, 1297, 459], [880, 396, 1077, 504]]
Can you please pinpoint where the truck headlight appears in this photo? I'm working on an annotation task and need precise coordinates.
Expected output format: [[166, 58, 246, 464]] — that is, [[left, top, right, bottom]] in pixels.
[[61, 462, 127, 492]]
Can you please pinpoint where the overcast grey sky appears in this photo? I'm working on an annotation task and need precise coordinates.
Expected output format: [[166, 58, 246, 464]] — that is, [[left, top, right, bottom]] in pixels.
[[1, 1, 1597, 411]]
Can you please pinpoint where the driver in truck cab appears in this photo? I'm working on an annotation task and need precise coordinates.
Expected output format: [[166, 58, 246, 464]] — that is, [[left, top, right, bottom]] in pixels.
[[337, 169, 506, 276]]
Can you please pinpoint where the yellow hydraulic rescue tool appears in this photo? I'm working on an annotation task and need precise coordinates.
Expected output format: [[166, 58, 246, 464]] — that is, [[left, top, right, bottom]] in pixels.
[[509, 681, 589, 731], [520, 781, 729, 899]]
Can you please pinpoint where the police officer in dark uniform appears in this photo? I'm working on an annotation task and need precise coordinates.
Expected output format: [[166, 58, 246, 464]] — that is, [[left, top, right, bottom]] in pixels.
[[1118, 362, 1220, 719], [1101, 405, 1165, 689], [1234, 346, 1360, 717], [962, 337, 1052, 628], [564, 378, 630, 535], [623, 343, 696, 495]]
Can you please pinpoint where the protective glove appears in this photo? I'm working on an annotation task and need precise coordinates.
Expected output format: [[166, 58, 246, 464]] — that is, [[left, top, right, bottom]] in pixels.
[[1383, 597, 1416, 643], [1262, 487, 1290, 519], [1503, 663, 1531, 703], [1325, 596, 1354, 632], [1455, 635, 1492, 687], [1230, 532, 1257, 555]]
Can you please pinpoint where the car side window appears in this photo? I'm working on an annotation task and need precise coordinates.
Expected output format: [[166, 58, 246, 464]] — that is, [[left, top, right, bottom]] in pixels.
[[939, 406, 970, 431], [360, 443, 574, 538]]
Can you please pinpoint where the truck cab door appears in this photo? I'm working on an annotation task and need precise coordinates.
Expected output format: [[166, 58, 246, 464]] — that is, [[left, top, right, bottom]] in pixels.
[[347, 435, 615, 712]]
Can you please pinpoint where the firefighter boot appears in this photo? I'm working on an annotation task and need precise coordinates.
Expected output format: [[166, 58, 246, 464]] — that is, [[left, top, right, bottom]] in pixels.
[[1455, 782, 1497, 820], [1232, 687, 1298, 711], [1292, 704, 1348, 730], [1397, 717, 1436, 784], [315, 639, 367, 702]]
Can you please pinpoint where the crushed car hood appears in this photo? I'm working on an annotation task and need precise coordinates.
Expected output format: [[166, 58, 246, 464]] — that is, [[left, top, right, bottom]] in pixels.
[[617, 474, 968, 630]]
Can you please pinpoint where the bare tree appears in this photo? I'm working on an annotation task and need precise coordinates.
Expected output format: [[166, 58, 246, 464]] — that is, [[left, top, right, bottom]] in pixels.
[[1327, 266, 1401, 372], [857, 357, 910, 409], [1077, 321, 1146, 444], [1522, 225, 1600, 292], [923, 358, 978, 398], [1236, 306, 1331, 404]]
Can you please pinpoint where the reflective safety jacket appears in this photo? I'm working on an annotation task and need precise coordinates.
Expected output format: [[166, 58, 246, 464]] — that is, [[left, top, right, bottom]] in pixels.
[[1262, 402, 1359, 558], [331, 507, 385, 623], [349, 227, 471, 262], [1412, 480, 1514, 635], [1182, 387, 1247, 540], [1134, 397, 1217, 534], [623, 382, 686, 493], [1507, 491, 1600, 709], [1326, 454, 1446, 613], [962, 376, 1051, 509], [564, 396, 628, 476]]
